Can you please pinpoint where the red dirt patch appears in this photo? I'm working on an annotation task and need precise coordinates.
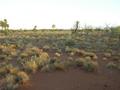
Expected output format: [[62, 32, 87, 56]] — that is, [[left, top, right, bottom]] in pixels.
[[19, 68, 120, 90]]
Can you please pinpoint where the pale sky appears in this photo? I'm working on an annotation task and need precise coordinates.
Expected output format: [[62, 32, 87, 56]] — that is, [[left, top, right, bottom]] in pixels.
[[0, 0, 120, 29]]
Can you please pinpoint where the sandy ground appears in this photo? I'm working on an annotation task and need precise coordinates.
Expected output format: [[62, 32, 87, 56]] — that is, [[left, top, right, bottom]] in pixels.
[[19, 67, 120, 90]]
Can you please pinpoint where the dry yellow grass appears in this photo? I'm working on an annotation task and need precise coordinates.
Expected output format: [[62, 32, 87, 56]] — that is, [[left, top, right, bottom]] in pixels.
[[40, 52, 49, 61], [16, 71, 29, 84]]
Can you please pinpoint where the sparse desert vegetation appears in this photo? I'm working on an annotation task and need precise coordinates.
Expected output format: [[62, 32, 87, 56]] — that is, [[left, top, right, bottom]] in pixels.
[[0, 27, 120, 90]]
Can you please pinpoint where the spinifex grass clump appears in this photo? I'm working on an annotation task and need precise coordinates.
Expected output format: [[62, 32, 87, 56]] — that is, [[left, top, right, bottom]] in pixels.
[[3, 74, 19, 90], [82, 58, 98, 72], [40, 57, 65, 72], [20, 47, 43, 60], [106, 62, 120, 70], [0, 64, 18, 77], [21, 48, 50, 73], [2, 71, 29, 90], [24, 60, 38, 73], [0, 63, 29, 90], [0, 45, 17, 61]]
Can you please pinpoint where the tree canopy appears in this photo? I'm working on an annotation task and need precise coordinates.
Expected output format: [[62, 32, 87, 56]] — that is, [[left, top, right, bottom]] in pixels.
[[0, 19, 9, 30]]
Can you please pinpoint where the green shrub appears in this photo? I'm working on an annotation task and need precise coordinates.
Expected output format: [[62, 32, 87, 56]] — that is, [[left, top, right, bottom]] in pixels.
[[43, 45, 50, 50], [74, 58, 85, 67], [65, 39, 75, 47], [106, 62, 117, 69], [83, 59, 98, 72]]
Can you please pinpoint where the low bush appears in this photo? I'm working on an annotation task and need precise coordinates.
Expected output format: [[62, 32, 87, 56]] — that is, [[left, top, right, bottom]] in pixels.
[[43, 45, 50, 51], [82, 58, 98, 72], [3, 74, 19, 90], [16, 71, 29, 84], [54, 62, 66, 71], [106, 62, 117, 69], [74, 58, 85, 67], [24, 60, 38, 73], [0, 64, 18, 77], [2, 71, 29, 90], [20, 47, 43, 60], [104, 53, 112, 58], [39, 52, 49, 61], [65, 39, 75, 47], [41, 64, 55, 72]]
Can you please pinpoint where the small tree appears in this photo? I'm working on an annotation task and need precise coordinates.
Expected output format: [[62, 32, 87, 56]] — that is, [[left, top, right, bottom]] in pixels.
[[33, 25, 37, 30], [0, 19, 9, 30], [52, 24, 56, 30], [74, 21, 79, 32], [104, 24, 112, 33]]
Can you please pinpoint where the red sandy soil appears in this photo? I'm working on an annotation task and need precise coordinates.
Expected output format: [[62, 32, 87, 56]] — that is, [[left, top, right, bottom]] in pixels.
[[19, 68, 120, 90]]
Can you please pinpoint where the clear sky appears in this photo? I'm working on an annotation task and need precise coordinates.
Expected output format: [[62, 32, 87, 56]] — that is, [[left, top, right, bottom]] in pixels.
[[0, 0, 120, 29]]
